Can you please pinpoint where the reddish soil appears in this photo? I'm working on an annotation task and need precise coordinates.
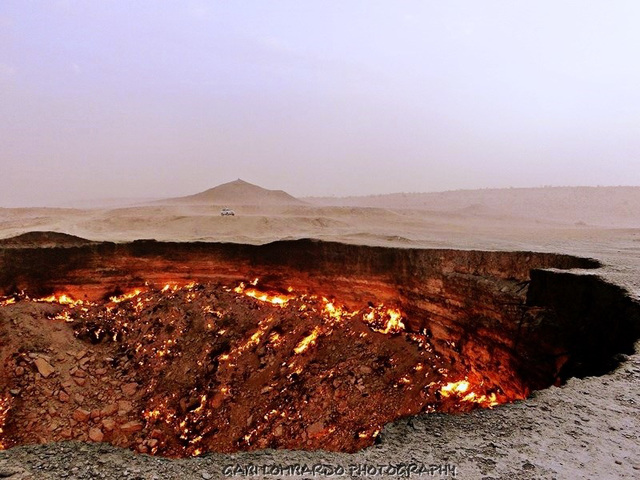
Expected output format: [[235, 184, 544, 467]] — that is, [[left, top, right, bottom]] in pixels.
[[0, 281, 507, 457]]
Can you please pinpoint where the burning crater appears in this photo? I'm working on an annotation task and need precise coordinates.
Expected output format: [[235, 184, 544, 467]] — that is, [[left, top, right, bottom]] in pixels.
[[0, 235, 639, 456]]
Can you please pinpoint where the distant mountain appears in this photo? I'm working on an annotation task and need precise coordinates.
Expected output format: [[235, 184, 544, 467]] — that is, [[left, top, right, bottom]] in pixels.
[[165, 179, 306, 206]]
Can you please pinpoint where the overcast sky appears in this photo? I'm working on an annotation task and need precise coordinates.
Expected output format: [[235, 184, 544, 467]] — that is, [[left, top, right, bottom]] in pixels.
[[1, 1, 639, 206]]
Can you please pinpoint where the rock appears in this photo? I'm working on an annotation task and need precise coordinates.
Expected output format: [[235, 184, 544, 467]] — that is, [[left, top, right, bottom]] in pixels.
[[359, 365, 373, 375], [101, 403, 119, 417], [120, 421, 143, 433], [72, 408, 91, 422], [274, 425, 283, 437], [75, 349, 87, 360], [73, 369, 87, 378], [94, 368, 107, 376], [210, 393, 224, 408], [147, 438, 158, 448], [90, 409, 102, 419], [102, 418, 116, 432], [89, 427, 104, 442], [15, 366, 25, 376], [118, 400, 133, 415], [34, 358, 55, 378], [307, 421, 325, 437], [59, 391, 70, 403], [73, 377, 87, 387], [60, 427, 73, 438], [121, 382, 138, 396]]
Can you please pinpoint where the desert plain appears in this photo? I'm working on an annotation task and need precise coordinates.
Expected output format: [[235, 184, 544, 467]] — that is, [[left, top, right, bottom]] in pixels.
[[0, 180, 639, 480]]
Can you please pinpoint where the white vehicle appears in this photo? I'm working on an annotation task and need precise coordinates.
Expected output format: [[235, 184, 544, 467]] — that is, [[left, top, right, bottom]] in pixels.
[[220, 208, 235, 216]]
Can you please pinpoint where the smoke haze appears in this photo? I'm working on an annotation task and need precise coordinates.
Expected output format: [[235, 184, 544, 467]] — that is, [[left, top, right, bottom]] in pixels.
[[1, 1, 639, 206]]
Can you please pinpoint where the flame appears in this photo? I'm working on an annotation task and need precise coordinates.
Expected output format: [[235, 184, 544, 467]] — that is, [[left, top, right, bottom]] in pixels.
[[439, 379, 499, 407], [233, 282, 292, 306], [294, 326, 321, 354], [362, 307, 405, 334], [36, 294, 84, 307], [440, 380, 470, 396], [109, 288, 143, 303], [0, 396, 11, 450], [53, 311, 74, 322], [321, 298, 356, 323], [0, 297, 16, 307]]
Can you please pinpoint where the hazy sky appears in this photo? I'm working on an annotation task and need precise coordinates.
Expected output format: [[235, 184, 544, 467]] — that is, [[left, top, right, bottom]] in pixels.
[[1, 1, 639, 206]]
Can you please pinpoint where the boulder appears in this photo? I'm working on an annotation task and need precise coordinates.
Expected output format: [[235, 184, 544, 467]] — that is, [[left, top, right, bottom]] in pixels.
[[34, 358, 55, 378]]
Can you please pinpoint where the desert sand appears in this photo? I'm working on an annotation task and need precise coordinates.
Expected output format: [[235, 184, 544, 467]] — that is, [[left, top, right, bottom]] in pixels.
[[1, 180, 639, 479]]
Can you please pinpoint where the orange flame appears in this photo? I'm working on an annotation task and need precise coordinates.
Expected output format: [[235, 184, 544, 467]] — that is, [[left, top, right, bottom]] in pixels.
[[0, 396, 11, 450], [363, 307, 405, 334], [35, 294, 84, 307], [440, 380, 499, 407], [294, 326, 322, 354], [109, 288, 144, 303], [0, 297, 16, 307], [233, 282, 292, 306]]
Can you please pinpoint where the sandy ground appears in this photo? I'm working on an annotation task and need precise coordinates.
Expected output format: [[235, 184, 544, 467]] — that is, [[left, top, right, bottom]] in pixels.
[[1, 186, 639, 479]]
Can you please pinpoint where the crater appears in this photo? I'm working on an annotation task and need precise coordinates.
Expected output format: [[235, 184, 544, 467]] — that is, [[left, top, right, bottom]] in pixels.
[[0, 235, 639, 456]]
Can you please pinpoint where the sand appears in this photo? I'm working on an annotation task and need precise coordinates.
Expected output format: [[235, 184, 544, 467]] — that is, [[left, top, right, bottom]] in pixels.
[[1, 184, 639, 479]]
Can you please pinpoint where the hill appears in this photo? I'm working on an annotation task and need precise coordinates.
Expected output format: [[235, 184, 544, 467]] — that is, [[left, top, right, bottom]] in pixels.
[[164, 179, 306, 206]]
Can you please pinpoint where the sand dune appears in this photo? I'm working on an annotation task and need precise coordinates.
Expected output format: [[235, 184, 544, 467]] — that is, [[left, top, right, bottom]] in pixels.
[[307, 186, 640, 228]]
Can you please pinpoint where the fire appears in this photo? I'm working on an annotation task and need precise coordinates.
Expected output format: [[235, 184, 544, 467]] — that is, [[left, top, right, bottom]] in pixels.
[[161, 284, 180, 293], [53, 311, 74, 322], [228, 316, 274, 358], [233, 282, 292, 306], [0, 297, 16, 307], [439, 380, 499, 407], [35, 294, 84, 307], [362, 307, 405, 334], [0, 396, 10, 450], [293, 326, 321, 354], [440, 380, 470, 396], [321, 298, 355, 323], [109, 288, 144, 303]]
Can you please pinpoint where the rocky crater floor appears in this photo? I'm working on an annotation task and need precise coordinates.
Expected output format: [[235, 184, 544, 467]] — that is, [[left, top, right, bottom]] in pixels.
[[0, 234, 639, 479]]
